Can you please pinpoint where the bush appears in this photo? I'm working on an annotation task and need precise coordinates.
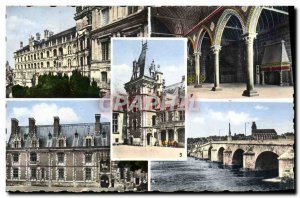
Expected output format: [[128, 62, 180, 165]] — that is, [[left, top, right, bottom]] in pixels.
[[12, 70, 100, 98]]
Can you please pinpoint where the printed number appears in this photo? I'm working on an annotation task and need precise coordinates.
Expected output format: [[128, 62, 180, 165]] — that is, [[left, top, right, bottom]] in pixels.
[[179, 153, 182, 157]]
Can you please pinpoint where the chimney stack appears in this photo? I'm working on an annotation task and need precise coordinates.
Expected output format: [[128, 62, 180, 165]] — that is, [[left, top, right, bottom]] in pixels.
[[11, 118, 19, 137], [36, 33, 41, 41], [20, 41, 23, 48], [53, 116, 60, 136], [95, 114, 101, 133], [44, 29, 49, 40], [29, 118, 36, 136]]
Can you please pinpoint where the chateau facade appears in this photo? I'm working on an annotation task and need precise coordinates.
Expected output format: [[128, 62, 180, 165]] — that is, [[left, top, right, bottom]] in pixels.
[[112, 41, 185, 147], [6, 115, 147, 191], [13, 6, 148, 97]]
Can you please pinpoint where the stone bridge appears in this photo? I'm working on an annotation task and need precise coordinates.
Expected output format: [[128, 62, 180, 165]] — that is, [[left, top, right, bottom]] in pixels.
[[189, 140, 294, 178]]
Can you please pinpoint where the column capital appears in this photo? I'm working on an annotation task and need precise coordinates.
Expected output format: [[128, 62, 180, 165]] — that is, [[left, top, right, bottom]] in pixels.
[[210, 45, 221, 54], [193, 52, 201, 57], [243, 32, 257, 44]]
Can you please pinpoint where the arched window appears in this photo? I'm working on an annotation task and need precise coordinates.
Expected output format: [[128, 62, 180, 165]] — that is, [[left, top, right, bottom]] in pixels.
[[41, 62, 43, 68], [40, 52, 43, 59], [86, 138, 92, 147], [59, 47, 63, 56], [68, 46, 72, 54], [53, 49, 57, 57], [152, 115, 156, 126], [101, 71, 107, 82], [68, 59, 71, 67], [47, 62, 50, 68], [47, 51, 50, 58]]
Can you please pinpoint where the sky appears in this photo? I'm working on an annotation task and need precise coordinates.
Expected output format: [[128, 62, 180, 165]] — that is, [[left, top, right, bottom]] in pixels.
[[6, 6, 76, 68], [6, 100, 111, 140], [187, 101, 294, 138], [112, 39, 186, 94]]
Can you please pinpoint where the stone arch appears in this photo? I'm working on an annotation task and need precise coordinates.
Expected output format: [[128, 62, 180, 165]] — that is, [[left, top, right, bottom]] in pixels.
[[146, 133, 152, 146], [195, 25, 213, 53], [187, 37, 195, 55], [232, 148, 244, 166], [214, 8, 246, 46], [208, 146, 213, 161], [217, 147, 225, 163], [246, 6, 264, 34], [100, 174, 109, 188], [255, 151, 279, 171]]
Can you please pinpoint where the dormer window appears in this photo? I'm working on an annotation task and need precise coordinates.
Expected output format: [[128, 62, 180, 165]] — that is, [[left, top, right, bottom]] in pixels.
[[86, 138, 92, 147], [32, 140, 37, 148], [58, 139, 64, 147]]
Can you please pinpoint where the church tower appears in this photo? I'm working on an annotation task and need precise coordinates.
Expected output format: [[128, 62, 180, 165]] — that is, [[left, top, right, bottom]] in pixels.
[[228, 122, 232, 141], [124, 41, 164, 146]]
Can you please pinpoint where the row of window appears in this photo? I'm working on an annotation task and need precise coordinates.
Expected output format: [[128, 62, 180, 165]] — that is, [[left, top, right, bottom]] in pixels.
[[16, 46, 74, 63], [16, 59, 75, 70], [12, 167, 92, 180], [12, 152, 94, 163]]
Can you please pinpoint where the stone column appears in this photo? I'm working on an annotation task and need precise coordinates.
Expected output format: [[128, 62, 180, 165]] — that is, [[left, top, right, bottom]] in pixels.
[[242, 33, 259, 97], [194, 52, 202, 88], [211, 45, 222, 91], [279, 71, 283, 86], [261, 71, 265, 85]]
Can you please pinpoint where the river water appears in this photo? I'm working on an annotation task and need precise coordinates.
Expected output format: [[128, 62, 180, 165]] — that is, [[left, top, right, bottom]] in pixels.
[[151, 157, 294, 192]]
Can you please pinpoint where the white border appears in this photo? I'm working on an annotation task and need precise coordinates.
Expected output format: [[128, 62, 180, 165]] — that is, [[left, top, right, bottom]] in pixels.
[[110, 37, 188, 161]]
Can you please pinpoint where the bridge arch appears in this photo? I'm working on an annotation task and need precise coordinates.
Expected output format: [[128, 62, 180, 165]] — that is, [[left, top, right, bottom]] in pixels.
[[208, 146, 213, 161], [217, 147, 225, 163], [255, 151, 279, 171], [232, 148, 244, 166]]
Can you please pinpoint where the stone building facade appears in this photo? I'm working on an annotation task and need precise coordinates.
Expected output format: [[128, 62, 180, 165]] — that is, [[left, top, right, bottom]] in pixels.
[[112, 41, 185, 147], [12, 6, 148, 97], [6, 115, 147, 191], [251, 121, 278, 140]]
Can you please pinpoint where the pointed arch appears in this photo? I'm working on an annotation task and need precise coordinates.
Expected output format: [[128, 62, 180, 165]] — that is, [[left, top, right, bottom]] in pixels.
[[246, 6, 264, 34], [195, 25, 213, 53], [214, 8, 246, 46]]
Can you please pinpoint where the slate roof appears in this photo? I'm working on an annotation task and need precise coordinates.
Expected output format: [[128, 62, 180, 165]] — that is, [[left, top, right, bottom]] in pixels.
[[252, 129, 277, 135], [8, 122, 110, 148]]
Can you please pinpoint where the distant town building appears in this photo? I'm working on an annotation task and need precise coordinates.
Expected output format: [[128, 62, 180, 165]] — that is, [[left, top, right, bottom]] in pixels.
[[251, 121, 278, 140], [12, 6, 148, 97]]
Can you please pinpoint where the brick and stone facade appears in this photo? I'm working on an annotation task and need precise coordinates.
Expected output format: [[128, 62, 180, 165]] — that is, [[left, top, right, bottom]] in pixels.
[[6, 115, 147, 191]]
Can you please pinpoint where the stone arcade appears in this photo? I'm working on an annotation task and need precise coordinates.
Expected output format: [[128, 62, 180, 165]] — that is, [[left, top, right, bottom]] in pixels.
[[151, 6, 293, 97], [13, 6, 148, 97]]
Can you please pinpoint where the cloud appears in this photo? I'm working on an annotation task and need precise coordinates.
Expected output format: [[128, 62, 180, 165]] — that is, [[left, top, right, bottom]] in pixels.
[[112, 64, 132, 93], [8, 103, 79, 125], [6, 15, 38, 31], [203, 109, 258, 126], [254, 105, 269, 110]]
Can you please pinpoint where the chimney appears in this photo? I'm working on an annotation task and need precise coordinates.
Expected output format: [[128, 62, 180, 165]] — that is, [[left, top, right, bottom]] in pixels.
[[20, 41, 23, 48], [53, 116, 60, 136], [44, 29, 49, 40], [11, 118, 19, 137], [29, 118, 36, 136], [95, 114, 101, 133], [36, 33, 41, 41]]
